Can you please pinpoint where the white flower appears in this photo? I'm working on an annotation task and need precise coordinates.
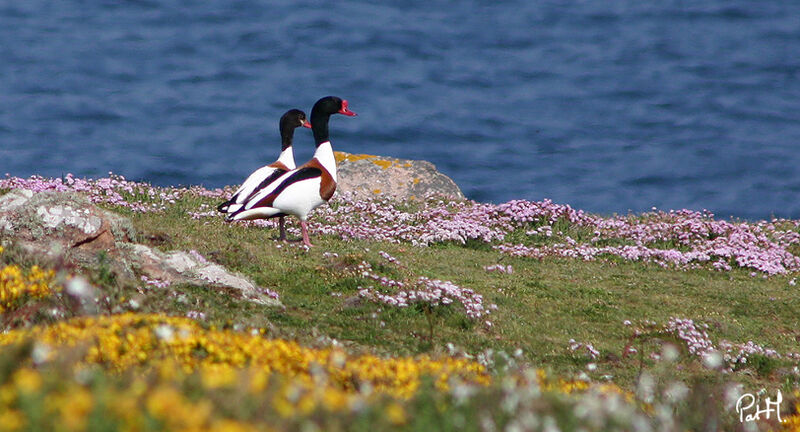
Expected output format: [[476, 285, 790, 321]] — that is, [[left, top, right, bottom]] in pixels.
[[66, 276, 94, 299], [662, 344, 680, 362], [154, 324, 175, 342], [702, 351, 724, 369]]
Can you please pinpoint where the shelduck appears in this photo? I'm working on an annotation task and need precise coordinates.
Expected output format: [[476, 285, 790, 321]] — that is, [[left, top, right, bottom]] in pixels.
[[226, 96, 357, 247], [218, 109, 311, 239]]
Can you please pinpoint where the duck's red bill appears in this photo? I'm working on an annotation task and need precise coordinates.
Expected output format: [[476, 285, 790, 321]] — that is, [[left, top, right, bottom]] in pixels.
[[338, 100, 357, 116], [302, 121, 312, 128]]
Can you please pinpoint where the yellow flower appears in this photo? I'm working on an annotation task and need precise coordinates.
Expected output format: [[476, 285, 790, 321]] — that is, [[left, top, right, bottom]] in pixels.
[[58, 386, 93, 431], [0, 385, 17, 406], [145, 385, 184, 420], [386, 402, 407, 425], [248, 370, 269, 394], [12, 368, 42, 394], [272, 395, 294, 419], [146, 384, 213, 430], [201, 364, 237, 389], [210, 419, 261, 432], [0, 263, 58, 313], [0, 409, 25, 432], [321, 387, 350, 412]]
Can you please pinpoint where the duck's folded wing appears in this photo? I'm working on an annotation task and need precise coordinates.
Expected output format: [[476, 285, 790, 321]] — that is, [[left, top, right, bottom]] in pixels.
[[219, 164, 287, 212], [245, 167, 323, 209]]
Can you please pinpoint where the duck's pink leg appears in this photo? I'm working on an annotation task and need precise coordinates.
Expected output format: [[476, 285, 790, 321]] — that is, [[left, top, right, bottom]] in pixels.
[[300, 220, 314, 248]]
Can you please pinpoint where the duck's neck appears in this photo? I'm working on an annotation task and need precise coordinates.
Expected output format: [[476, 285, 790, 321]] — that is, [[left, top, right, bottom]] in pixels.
[[280, 126, 295, 151], [313, 141, 337, 181], [311, 111, 332, 147], [310, 109, 337, 179], [276, 146, 295, 170]]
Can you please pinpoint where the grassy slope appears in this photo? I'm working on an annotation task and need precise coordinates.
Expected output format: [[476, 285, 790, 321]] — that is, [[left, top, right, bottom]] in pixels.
[[116, 193, 800, 391]]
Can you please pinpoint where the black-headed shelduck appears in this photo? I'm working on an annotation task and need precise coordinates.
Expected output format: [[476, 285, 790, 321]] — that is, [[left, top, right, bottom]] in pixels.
[[226, 96, 356, 247], [218, 109, 311, 239]]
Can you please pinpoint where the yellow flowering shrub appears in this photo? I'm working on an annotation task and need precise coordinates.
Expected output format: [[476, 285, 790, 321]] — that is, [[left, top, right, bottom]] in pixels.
[[0, 313, 495, 431], [0, 313, 489, 400], [0, 260, 58, 313], [0, 311, 659, 431], [781, 391, 800, 431], [0, 370, 269, 432]]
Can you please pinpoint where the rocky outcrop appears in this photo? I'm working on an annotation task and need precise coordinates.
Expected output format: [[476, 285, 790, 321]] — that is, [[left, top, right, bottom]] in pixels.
[[121, 245, 279, 306], [0, 190, 281, 307], [0, 189, 136, 260], [334, 152, 465, 200]]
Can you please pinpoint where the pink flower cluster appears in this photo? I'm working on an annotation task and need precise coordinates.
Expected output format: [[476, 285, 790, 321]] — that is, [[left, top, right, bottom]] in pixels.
[[186, 310, 206, 320], [663, 317, 796, 370], [5, 175, 800, 275], [351, 256, 496, 323], [304, 194, 508, 245], [188, 203, 220, 220], [1, 173, 228, 213], [664, 318, 715, 358], [483, 264, 513, 274], [719, 340, 780, 365], [568, 338, 600, 360], [140, 275, 171, 289], [309, 196, 800, 275], [188, 250, 210, 265], [378, 250, 403, 266], [258, 286, 280, 300], [493, 207, 800, 275]]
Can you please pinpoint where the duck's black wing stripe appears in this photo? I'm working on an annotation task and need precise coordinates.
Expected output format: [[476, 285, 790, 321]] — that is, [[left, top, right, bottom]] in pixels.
[[249, 169, 288, 201], [218, 199, 233, 212], [218, 168, 289, 213], [251, 167, 322, 208]]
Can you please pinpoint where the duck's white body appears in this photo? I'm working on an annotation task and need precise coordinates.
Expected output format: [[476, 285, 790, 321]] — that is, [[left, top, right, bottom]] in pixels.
[[231, 142, 337, 221], [220, 147, 295, 214], [226, 96, 355, 247]]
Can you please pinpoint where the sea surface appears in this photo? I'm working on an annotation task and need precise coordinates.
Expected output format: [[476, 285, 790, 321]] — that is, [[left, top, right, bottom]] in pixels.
[[1, 1, 799, 220]]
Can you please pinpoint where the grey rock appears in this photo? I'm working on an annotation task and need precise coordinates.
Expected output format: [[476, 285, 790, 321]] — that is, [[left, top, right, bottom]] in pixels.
[[0, 189, 282, 307], [124, 246, 282, 307], [0, 190, 134, 259], [334, 152, 465, 200]]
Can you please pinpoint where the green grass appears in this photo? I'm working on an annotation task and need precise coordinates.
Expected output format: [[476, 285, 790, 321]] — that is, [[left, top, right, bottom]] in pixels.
[[96, 193, 800, 391]]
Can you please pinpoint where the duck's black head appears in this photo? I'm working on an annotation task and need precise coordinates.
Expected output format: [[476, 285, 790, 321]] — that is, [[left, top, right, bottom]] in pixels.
[[310, 96, 357, 145], [311, 96, 357, 117], [279, 109, 311, 150]]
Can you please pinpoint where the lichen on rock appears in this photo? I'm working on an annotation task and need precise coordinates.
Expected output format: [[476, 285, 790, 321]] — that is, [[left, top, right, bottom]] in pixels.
[[334, 151, 465, 201]]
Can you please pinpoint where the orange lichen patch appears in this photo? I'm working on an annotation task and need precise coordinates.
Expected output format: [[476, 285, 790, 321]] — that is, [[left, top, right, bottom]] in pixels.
[[334, 152, 374, 163], [413, 178, 421, 185], [372, 189, 382, 194], [334, 152, 403, 170]]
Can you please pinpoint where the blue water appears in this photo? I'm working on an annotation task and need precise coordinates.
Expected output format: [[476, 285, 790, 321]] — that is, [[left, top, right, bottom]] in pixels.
[[1, 1, 799, 220]]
